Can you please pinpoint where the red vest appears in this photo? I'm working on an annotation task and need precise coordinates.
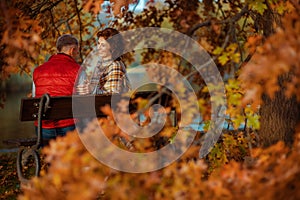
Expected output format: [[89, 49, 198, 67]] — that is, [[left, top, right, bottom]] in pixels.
[[33, 53, 80, 128]]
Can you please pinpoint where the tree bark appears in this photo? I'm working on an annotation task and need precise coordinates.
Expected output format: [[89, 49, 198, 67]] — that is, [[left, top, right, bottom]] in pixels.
[[254, 7, 300, 147], [259, 74, 300, 147]]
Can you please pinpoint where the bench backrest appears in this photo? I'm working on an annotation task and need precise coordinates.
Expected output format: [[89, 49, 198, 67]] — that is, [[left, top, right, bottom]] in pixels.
[[20, 91, 174, 121]]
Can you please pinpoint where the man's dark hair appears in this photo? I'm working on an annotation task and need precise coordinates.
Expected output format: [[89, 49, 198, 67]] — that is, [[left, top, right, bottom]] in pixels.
[[97, 28, 124, 61], [56, 34, 79, 52]]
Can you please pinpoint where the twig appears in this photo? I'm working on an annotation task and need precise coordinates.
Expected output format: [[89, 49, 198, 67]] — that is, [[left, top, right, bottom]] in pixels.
[[74, 0, 84, 61]]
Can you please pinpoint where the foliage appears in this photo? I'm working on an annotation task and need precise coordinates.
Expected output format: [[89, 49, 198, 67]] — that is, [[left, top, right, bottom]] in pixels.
[[205, 130, 257, 174], [0, 151, 48, 199], [19, 117, 300, 199], [19, 132, 109, 200], [240, 1, 300, 108], [1, 0, 300, 199], [0, 0, 296, 126], [0, 152, 21, 200]]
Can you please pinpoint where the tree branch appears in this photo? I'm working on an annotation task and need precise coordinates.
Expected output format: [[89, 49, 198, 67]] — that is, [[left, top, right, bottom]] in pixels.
[[74, 0, 84, 61], [49, 9, 60, 37], [187, 20, 211, 37], [187, 4, 249, 36], [30, 0, 63, 19]]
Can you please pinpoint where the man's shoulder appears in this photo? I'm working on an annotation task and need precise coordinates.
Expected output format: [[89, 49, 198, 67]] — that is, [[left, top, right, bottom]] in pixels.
[[37, 54, 80, 67], [34, 59, 80, 76], [34, 62, 48, 72]]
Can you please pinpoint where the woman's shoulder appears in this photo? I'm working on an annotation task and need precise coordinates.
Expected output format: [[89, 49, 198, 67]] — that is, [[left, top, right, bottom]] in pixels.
[[108, 60, 126, 72]]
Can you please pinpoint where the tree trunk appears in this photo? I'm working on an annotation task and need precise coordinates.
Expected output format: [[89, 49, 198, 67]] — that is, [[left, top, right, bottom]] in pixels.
[[259, 74, 300, 147], [255, 7, 300, 147]]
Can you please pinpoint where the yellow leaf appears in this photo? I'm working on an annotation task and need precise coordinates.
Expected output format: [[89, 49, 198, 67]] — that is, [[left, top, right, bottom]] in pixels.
[[218, 53, 229, 66], [53, 174, 62, 188], [212, 46, 223, 55]]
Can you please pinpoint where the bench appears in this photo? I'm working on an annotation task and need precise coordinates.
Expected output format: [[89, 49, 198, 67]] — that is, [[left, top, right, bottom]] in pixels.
[[4, 91, 176, 183]]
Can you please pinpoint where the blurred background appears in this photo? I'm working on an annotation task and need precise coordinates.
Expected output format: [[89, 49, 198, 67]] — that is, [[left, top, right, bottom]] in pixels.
[[0, 74, 34, 150]]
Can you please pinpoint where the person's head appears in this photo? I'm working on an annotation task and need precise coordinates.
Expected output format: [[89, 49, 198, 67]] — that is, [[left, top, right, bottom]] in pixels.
[[96, 28, 124, 61], [56, 34, 79, 58]]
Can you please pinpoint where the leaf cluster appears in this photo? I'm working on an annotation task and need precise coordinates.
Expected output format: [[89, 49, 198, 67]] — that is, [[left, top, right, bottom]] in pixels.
[[240, 1, 300, 107], [19, 116, 300, 199]]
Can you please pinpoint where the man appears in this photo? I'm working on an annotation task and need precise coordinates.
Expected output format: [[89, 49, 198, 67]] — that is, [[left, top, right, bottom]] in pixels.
[[32, 34, 80, 140]]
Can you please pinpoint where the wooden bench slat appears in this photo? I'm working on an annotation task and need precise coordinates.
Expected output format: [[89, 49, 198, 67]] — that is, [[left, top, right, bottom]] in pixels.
[[3, 138, 50, 147], [20, 91, 173, 121]]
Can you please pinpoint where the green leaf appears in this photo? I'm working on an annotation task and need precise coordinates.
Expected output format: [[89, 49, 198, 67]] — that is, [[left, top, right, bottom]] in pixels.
[[218, 53, 229, 66], [229, 93, 242, 106], [232, 115, 246, 129], [212, 46, 223, 55], [231, 52, 241, 63], [161, 16, 174, 29], [246, 114, 260, 130], [248, 0, 268, 15], [275, 2, 286, 15]]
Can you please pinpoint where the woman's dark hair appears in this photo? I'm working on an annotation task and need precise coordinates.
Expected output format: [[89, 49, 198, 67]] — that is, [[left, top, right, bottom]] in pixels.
[[97, 28, 124, 61]]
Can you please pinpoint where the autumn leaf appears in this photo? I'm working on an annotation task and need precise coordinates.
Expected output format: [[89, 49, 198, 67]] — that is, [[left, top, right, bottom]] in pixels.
[[83, 0, 104, 15], [248, 0, 268, 15], [218, 53, 229, 66]]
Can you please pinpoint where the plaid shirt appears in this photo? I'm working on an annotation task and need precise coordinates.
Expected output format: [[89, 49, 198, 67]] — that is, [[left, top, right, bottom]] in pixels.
[[90, 60, 131, 94]]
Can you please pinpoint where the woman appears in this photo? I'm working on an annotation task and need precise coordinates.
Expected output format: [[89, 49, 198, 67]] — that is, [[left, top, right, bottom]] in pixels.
[[76, 28, 131, 95]]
